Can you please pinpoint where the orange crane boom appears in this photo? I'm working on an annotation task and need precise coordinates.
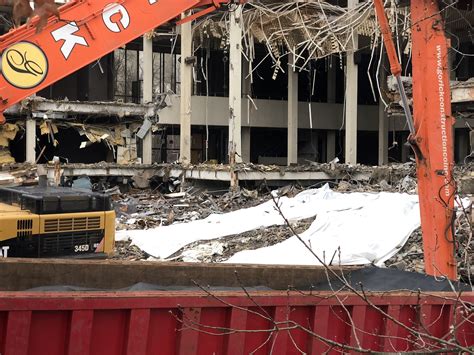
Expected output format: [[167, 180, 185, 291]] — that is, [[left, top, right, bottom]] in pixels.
[[0, 0, 236, 123], [374, 0, 457, 280]]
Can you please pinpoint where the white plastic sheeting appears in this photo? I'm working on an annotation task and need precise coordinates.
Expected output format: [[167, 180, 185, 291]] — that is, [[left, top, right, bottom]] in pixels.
[[226, 188, 420, 266], [116, 185, 421, 264]]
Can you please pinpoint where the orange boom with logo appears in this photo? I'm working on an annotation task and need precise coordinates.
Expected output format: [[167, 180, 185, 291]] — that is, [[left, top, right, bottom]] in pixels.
[[0, 0, 238, 124]]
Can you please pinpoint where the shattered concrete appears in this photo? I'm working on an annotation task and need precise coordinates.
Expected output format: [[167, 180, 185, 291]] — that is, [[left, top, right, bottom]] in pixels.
[[115, 186, 271, 232], [387, 75, 474, 119], [43, 161, 418, 188], [0, 164, 37, 185], [5, 96, 159, 119], [386, 214, 473, 281], [169, 217, 316, 263]]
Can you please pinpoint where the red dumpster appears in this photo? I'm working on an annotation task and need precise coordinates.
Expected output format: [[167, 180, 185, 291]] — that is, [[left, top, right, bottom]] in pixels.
[[0, 290, 472, 354]]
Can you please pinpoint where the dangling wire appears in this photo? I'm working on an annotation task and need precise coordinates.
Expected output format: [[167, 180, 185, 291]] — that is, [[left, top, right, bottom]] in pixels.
[[308, 62, 318, 161], [200, 48, 210, 162]]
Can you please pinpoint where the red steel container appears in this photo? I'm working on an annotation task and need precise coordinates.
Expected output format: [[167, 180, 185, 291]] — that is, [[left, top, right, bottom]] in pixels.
[[0, 290, 472, 354]]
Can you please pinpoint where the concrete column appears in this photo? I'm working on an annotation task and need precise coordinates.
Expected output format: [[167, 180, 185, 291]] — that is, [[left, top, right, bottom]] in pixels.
[[378, 56, 388, 166], [378, 104, 388, 165], [229, 5, 243, 164], [327, 56, 337, 104], [326, 130, 336, 162], [142, 34, 153, 164], [288, 53, 298, 166], [344, 0, 359, 165], [180, 14, 192, 165], [25, 119, 36, 163], [241, 127, 251, 163]]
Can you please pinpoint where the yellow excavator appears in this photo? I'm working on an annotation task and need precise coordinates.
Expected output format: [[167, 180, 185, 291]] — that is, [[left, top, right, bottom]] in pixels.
[[0, 186, 115, 257]]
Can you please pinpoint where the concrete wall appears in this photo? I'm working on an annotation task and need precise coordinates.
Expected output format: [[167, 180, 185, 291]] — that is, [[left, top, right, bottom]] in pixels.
[[158, 95, 469, 131], [159, 95, 381, 131]]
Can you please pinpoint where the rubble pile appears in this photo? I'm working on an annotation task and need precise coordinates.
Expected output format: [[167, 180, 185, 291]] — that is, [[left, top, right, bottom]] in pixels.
[[169, 217, 316, 263], [112, 162, 472, 280], [115, 187, 272, 232], [386, 218, 473, 282], [113, 242, 147, 261], [385, 228, 424, 273], [457, 214, 474, 282], [0, 164, 37, 186], [114, 186, 278, 260]]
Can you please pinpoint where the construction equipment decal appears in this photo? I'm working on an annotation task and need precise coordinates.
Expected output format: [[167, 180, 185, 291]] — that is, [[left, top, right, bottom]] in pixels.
[[1, 41, 48, 89]]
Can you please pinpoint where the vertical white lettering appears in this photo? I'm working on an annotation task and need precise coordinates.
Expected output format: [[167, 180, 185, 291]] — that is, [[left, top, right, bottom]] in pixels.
[[436, 45, 450, 197]]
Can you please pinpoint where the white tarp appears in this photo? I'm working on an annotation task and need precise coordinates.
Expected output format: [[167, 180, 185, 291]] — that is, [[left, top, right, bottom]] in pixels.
[[116, 185, 421, 264], [226, 189, 420, 266]]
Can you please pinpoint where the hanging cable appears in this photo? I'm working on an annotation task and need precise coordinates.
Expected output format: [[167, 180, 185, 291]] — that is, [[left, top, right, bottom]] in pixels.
[[200, 48, 210, 162]]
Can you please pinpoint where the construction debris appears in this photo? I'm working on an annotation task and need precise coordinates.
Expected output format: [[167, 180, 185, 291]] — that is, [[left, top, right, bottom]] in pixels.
[[0, 149, 15, 165], [0, 123, 20, 164], [7, 96, 159, 118], [195, 1, 380, 68], [387, 210, 474, 281], [116, 184, 420, 265], [170, 216, 316, 263], [112, 162, 473, 282], [0, 172, 15, 185], [0, 123, 19, 148], [0, 164, 37, 185], [115, 186, 269, 232]]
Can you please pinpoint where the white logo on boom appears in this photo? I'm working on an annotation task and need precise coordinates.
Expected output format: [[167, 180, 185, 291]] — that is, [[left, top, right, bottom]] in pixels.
[[103, 3, 130, 33], [51, 22, 88, 60], [149, 0, 157, 3]]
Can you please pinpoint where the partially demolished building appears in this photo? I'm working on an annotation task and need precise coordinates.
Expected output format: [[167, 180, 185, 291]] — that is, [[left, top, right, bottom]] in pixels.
[[0, 0, 473, 168]]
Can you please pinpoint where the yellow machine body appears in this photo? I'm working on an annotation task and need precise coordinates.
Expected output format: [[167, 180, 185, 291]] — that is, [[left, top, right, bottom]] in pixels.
[[0, 187, 115, 258]]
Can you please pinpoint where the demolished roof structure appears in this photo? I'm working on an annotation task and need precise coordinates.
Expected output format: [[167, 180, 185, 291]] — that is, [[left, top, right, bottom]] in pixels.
[[0, 0, 471, 167]]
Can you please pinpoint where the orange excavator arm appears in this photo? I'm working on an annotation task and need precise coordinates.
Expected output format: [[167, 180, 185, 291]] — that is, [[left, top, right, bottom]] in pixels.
[[374, 0, 457, 280], [0, 0, 238, 123]]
